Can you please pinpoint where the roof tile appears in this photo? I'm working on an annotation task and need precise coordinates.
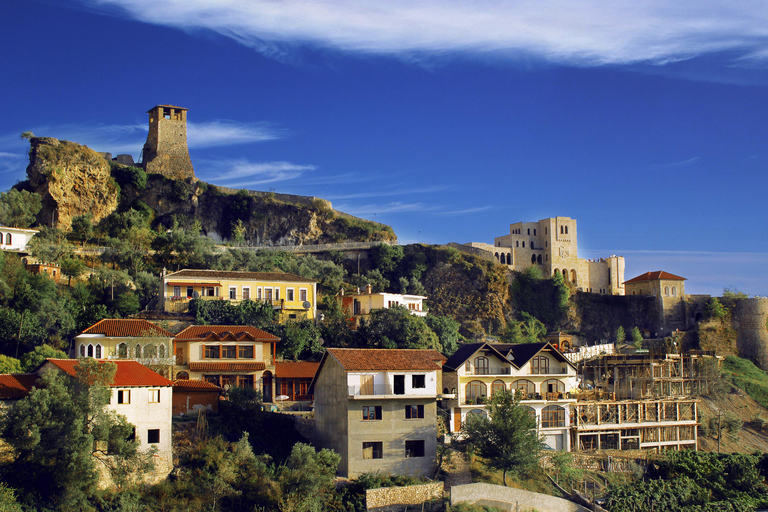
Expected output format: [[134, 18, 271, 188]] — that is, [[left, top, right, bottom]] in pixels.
[[80, 319, 174, 338], [173, 379, 223, 392], [166, 269, 316, 283], [42, 359, 173, 387], [0, 374, 38, 400], [275, 361, 320, 379], [174, 325, 280, 342], [624, 271, 687, 284], [327, 348, 446, 371], [188, 362, 266, 372]]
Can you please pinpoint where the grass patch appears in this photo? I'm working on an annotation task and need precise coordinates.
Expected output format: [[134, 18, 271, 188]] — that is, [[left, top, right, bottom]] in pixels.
[[722, 355, 768, 408]]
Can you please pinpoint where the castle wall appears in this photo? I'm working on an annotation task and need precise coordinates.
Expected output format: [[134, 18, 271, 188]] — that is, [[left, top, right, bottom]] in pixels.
[[142, 106, 195, 181], [732, 298, 768, 370]]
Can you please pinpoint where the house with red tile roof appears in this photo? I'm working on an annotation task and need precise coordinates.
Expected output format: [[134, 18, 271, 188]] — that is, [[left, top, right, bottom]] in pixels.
[[173, 325, 280, 402], [1, 359, 174, 480], [172, 379, 223, 415], [159, 268, 318, 322], [311, 348, 447, 478], [75, 319, 175, 376], [624, 271, 688, 335], [275, 361, 320, 402]]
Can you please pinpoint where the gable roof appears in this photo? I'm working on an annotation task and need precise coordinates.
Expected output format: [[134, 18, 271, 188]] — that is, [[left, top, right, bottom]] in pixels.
[[40, 359, 173, 387], [495, 342, 576, 369], [173, 379, 224, 392], [443, 342, 513, 371], [0, 374, 37, 400], [165, 269, 316, 284], [325, 348, 446, 371], [174, 325, 280, 343], [275, 361, 320, 379], [624, 271, 686, 284], [79, 319, 174, 338]]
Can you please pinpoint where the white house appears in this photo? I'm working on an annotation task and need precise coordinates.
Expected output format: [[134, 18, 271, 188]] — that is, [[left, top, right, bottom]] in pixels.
[[340, 285, 427, 329], [0, 226, 38, 252]]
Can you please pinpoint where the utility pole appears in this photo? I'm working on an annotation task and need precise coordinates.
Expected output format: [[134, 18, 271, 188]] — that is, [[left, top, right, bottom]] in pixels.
[[717, 409, 722, 454]]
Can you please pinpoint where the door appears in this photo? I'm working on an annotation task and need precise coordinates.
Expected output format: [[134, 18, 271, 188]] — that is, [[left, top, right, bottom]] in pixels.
[[393, 375, 405, 395], [360, 375, 374, 395]]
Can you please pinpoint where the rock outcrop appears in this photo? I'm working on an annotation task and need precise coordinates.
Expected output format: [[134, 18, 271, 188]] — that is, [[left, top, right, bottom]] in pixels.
[[27, 137, 120, 230]]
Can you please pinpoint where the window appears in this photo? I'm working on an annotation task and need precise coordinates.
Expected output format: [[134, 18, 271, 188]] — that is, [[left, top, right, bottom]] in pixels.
[[87, 344, 94, 357], [6, 233, 10, 245], [363, 442, 382, 459], [299, 381, 308, 396], [135, 344, 141, 358], [118, 343, 127, 358], [532, 356, 549, 375], [187, 286, 194, 298], [117, 390, 130, 404], [173, 286, 181, 297], [144, 344, 157, 358], [491, 380, 506, 396], [221, 375, 237, 388], [204, 375, 220, 385], [158, 344, 166, 358], [672, 287, 677, 297], [412, 375, 426, 388], [405, 440, 425, 458], [526, 406, 537, 423], [287, 288, 294, 301], [205, 345, 220, 359], [474, 356, 489, 375], [466, 381, 487, 400], [80, 344, 85, 357], [512, 379, 535, 396], [362, 405, 382, 420], [221, 346, 236, 358], [541, 405, 565, 428], [147, 429, 160, 444], [242, 287, 250, 300], [405, 405, 424, 419], [239, 345, 254, 358], [95, 344, 102, 358], [238, 375, 254, 388], [393, 375, 405, 395], [229, 287, 237, 300], [257, 287, 262, 299], [149, 389, 160, 403], [265, 288, 273, 301], [300, 288, 308, 302], [275, 288, 280, 300]]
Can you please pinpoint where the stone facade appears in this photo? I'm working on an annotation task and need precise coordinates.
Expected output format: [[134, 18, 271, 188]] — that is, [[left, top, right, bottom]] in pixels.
[[624, 271, 688, 336], [365, 482, 443, 511], [141, 105, 195, 180], [732, 298, 768, 370], [469, 217, 625, 295]]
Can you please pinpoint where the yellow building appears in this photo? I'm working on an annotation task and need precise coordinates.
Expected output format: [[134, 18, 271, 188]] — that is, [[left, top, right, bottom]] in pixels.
[[160, 269, 317, 321]]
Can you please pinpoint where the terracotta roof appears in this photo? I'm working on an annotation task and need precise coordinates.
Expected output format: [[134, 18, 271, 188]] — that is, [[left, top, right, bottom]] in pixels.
[[0, 374, 37, 400], [40, 359, 173, 387], [174, 325, 280, 342], [275, 361, 320, 379], [80, 319, 174, 338], [624, 271, 687, 284], [165, 269, 316, 284], [188, 361, 266, 372], [326, 348, 446, 371], [173, 379, 223, 392]]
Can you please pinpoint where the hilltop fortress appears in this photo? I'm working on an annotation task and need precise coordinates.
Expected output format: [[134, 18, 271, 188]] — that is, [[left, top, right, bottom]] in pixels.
[[140, 105, 196, 180], [460, 216, 625, 295]]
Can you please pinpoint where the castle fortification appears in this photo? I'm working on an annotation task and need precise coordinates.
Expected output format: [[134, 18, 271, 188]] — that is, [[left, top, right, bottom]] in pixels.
[[732, 298, 768, 370], [141, 105, 195, 181]]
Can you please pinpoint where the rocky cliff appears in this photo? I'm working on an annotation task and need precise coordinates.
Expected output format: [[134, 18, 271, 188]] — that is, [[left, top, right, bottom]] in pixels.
[[21, 137, 395, 245]]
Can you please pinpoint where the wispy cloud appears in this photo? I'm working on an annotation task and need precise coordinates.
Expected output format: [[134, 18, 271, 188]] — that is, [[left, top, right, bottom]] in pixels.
[[654, 156, 701, 169], [79, 1, 768, 66], [325, 184, 449, 200], [433, 206, 494, 216], [187, 121, 282, 148], [0, 152, 27, 175], [335, 201, 440, 215], [201, 159, 315, 186]]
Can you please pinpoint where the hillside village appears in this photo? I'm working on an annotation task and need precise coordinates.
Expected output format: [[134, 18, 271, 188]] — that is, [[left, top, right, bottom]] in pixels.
[[1, 106, 768, 511]]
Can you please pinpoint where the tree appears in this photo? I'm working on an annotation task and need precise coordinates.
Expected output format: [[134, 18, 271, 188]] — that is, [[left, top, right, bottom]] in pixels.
[[707, 297, 727, 319], [60, 256, 87, 286], [19, 344, 68, 372], [0, 360, 151, 508], [276, 443, 341, 512], [70, 213, 94, 246], [461, 389, 542, 486], [0, 354, 22, 373], [631, 326, 643, 348], [152, 219, 216, 270], [615, 326, 626, 344], [272, 320, 322, 361], [358, 306, 439, 350], [27, 226, 75, 263], [426, 314, 462, 356], [0, 189, 42, 228]]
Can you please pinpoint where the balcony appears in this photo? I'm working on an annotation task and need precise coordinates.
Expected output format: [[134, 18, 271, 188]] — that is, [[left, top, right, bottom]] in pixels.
[[348, 384, 391, 396], [530, 368, 568, 375], [465, 367, 511, 376]]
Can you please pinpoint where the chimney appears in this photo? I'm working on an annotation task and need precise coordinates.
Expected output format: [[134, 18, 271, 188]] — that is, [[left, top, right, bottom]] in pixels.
[[366, 284, 372, 295], [339, 288, 345, 296]]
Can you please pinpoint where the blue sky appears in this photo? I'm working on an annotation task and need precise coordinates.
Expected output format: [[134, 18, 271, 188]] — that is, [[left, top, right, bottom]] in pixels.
[[2, 1, 768, 296]]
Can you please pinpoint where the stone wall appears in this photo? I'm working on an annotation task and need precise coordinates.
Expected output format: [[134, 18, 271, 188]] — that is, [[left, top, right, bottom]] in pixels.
[[450, 483, 588, 512], [365, 482, 443, 511], [143, 107, 195, 180], [732, 298, 768, 370]]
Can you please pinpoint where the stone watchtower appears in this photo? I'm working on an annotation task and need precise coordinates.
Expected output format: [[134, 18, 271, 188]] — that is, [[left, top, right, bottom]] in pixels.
[[141, 105, 196, 180]]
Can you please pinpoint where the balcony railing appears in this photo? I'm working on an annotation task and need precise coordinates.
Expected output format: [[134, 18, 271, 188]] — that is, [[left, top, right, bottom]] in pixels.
[[530, 368, 568, 375], [466, 367, 511, 375]]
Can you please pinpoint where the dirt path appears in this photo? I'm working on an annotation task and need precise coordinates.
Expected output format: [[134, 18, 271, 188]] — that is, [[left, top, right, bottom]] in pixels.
[[443, 451, 473, 493]]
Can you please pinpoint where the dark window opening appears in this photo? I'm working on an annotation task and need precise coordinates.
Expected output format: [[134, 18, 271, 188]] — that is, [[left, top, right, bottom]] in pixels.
[[412, 375, 426, 388], [148, 429, 160, 444], [363, 442, 382, 459], [405, 440, 425, 458], [393, 375, 405, 395], [363, 405, 382, 420], [405, 405, 424, 419]]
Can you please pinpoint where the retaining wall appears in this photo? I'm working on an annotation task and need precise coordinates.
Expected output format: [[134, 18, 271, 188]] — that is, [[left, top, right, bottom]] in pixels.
[[451, 483, 588, 512], [365, 482, 444, 512]]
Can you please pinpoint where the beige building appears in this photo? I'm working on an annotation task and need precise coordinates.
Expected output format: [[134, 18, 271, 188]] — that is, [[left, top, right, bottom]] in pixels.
[[172, 325, 280, 402], [311, 348, 447, 478], [141, 104, 195, 180], [159, 269, 318, 322], [340, 285, 427, 329], [442, 342, 578, 451], [467, 217, 624, 295], [624, 271, 687, 335]]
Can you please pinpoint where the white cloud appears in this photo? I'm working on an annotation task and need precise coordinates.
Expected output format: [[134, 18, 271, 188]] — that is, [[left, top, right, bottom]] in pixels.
[[0, 152, 27, 176], [81, 0, 768, 65], [187, 121, 282, 148], [201, 159, 315, 186], [335, 201, 440, 214], [325, 184, 449, 200], [434, 206, 494, 216]]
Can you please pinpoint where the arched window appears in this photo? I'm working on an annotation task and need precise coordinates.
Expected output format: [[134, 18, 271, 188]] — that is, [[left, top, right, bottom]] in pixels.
[[118, 343, 128, 358], [159, 344, 166, 358], [671, 287, 677, 297], [532, 356, 549, 375], [467, 409, 487, 420], [474, 356, 489, 375], [522, 241, 525, 248], [95, 344, 102, 359], [145, 344, 157, 358], [491, 380, 506, 396], [495, 252, 499, 261], [543, 379, 565, 395], [5, 233, 10, 245], [527, 228, 530, 235], [506, 254, 512, 265], [565, 226, 568, 234], [135, 344, 142, 358], [87, 344, 94, 358], [516, 241, 519, 247], [80, 344, 85, 357], [541, 405, 565, 428], [554, 269, 560, 275], [560, 226, 564, 234], [571, 269, 577, 284], [531, 255, 537, 264], [0, 233, 3, 244], [525, 406, 537, 424], [562, 269, 568, 281], [530, 241, 534, 249], [465, 381, 487, 401], [664, 286, 670, 296], [176, 371, 189, 380], [512, 379, 535, 396], [537, 255, 543, 264]]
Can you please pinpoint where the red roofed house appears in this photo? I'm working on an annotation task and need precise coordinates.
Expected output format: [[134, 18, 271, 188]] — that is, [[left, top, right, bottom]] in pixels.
[[624, 271, 688, 335], [173, 325, 280, 402], [1, 359, 175, 481], [76, 319, 175, 377], [172, 379, 224, 415], [311, 348, 447, 478], [275, 361, 319, 402]]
